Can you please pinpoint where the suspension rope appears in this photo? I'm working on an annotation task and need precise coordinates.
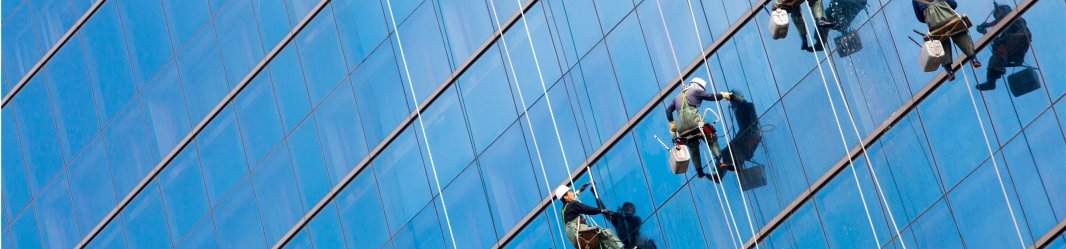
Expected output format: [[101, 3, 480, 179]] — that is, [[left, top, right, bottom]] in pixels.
[[958, 64, 1027, 249], [485, 1, 573, 247], [383, 0, 457, 247], [799, 5, 888, 248], [801, 5, 912, 246], [653, 0, 744, 246], [681, 0, 763, 246]]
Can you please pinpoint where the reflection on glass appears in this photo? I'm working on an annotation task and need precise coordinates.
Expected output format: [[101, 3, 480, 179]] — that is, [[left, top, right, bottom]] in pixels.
[[716, 94, 767, 190], [775, 0, 833, 51], [826, 0, 869, 57], [606, 202, 659, 249], [974, 3, 1036, 95]]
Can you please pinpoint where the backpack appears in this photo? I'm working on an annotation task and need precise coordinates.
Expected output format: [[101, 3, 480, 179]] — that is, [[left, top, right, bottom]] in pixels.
[[675, 90, 703, 134]]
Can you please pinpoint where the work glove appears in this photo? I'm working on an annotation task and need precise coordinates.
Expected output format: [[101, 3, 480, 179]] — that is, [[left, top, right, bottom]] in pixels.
[[669, 121, 676, 133], [720, 92, 733, 101]]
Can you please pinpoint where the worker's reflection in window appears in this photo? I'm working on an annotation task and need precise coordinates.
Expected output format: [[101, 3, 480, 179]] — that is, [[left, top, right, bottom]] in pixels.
[[712, 93, 767, 190], [605, 202, 658, 249], [975, 3, 1035, 93]]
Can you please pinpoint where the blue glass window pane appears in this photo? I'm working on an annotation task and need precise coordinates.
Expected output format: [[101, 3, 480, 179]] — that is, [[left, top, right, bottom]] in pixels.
[[762, 203, 828, 248], [866, 116, 944, 224], [215, 0, 266, 86], [252, 0, 292, 47], [314, 82, 369, 180], [285, 0, 318, 25], [1, 5, 42, 94], [86, 219, 127, 249], [141, 62, 192, 159], [782, 74, 851, 182], [443, 165, 496, 248], [115, 0, 174, 86], [332, 0, 388, 71], [177, 23, 230, 120], [902, 200, 963, 248], [374, 127, 431, 231], [350, 41, 410, 144], [593, 0, 632, 31], [336, 174, 390, 247], [296, 7, 349, 105], [1024, 109, 1066, 217], [592, 135, 655, 220], [656, 190, 709, 248], [950, 159, 1031, 248], [281, 230, 313, 249], [44, 38, 101, 161], [391, 203, 447, 249], [252, 146, 305, 243], [382, 0, 419, 27], [268, 45, 312, 132], [67, 138, 119, 234], [196, 108, 250, 203], [499, 4, 564, 112], [36, 173, 79, 248], [175, 218, 219, 249], [235, 75, 285, 165], [918, 86, 992, 188], [122, 184, 173, 248], [80, 3, 136, 119], [523, 80, 590, 183], [11, 78, 64, 192], [158, 149, 210, 241], [2, 109, 32, 217], [459, 46, 518, 153], [29, 0, 76, 55], [105, 98, 156, 194], [1025, 0, 1066, 99], [214, 180, 268, 248], [547, 0, 602, 63], [394, 2, 453, 100], [306, 204, 349, 248], [438, 0, 493, 64], [508, 213, 561, 249], [815, 163, 882, 248], [479, 122, 541, 235], [161, 0, 211, 47], [574, 44, 628, 145], [10, 205, 43, 249], [606, 15, 660, 117], [287, 120, 334, 207]]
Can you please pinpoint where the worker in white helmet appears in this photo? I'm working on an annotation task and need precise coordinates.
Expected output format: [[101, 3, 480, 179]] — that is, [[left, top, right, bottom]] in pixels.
[[555, 185, 624, 249], [665, 77, 734, 181]]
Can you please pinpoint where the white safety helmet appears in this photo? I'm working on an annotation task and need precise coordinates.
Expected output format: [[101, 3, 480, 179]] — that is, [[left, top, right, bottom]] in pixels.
[[690, 78, 707, 90], [554, 185, 571, 199]]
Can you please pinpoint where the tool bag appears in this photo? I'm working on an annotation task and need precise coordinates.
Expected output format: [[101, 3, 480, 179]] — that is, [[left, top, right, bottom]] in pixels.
[[1008, 66, 1040, 97], [577, 227, 603, 249], [769, 9, 790, 39], [919, 39, 946, 72], [668, 144, 691, 174], [835, 31, 863, 57], [918, 0, 972, 39]]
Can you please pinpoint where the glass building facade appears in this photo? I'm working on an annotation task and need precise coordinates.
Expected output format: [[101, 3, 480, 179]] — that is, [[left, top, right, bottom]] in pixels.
[[2, 0, 1064, 248]]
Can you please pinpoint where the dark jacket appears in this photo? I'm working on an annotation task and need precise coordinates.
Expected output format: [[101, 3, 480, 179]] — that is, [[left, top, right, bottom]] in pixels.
[[665, 87, 726, 122], [912, 0, 957, 23], [562, 200, 603, 223]]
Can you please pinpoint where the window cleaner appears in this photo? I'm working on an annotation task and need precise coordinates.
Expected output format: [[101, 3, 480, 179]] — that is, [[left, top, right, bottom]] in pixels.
[[913, 0, 981, 81], [555, 185, 625, 249], [665, 78, 734, 181]]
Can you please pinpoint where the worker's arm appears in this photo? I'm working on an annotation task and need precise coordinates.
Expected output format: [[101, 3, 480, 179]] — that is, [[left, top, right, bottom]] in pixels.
[[912, 1, 926, 23], [694, 89, 730, 102], [568, 201, 606, 215], [665, 100, 676, 122]]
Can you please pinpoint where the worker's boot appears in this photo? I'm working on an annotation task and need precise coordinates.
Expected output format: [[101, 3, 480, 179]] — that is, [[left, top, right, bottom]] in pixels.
[[976, 81, 997, 91], [801, 38, 813, 52]]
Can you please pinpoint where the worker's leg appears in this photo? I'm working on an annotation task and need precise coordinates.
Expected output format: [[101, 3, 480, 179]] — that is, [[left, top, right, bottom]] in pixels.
[[686, 139, 706, 177], [789, 8, 812, 51], [565, 220, 581, 248], [978, 53, 1006, 90], [952, 32, 980, 67], [808, 0, 827, 22], [939, 36, 957, 80], [597, 229, 626, 249]]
